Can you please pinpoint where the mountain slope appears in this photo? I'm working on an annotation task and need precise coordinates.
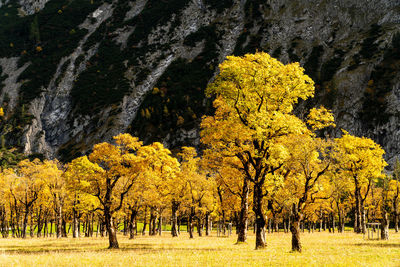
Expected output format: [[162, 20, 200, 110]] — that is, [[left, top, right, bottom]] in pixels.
[[0, 0, 399, 164]]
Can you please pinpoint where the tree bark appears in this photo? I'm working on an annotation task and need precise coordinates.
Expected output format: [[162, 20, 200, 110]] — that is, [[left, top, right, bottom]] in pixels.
[[171, 201, 179, 237], [56, 205, 62, 238], [129, 209, 138, 239], [142, 206, 147, 235], [205, 212, 210, 236], [381, 212, 389, 240], [189, 207, 195, 239], [105, 207, 119, 249], [73, 209, 79, 238], [253, 184, 266, 249], [290, 204, 302, 252], [237, 178, 249, 243], [158, 216, 162, 236], [197, 214, 203, 237]]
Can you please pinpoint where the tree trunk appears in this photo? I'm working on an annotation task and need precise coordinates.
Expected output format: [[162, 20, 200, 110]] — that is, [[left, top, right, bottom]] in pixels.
[[197, 215, 203, 237], [73, 209, 79, 238], [337, 205, 343, 233], [171, 201, 179, 237], [105, 207, 119, 249], [354, 184, 363, 233], [129, 209, 137, 239], [21, 210, 29, 238], [395, 213, 399, 233], [237, 178, 249, 243], [142, 206, 147, 235], [361, 206, 366, 234], [381, 212, 389, 240], [253, 184, 266, 249], [291, 205, 302, 252], [205, 212, 210, 236], [56, 205, 62, 238], [158, 216, 162, 236], [189, 207, 195, 239], [30, 215, 35, 238], [291, 219, 301, 252]]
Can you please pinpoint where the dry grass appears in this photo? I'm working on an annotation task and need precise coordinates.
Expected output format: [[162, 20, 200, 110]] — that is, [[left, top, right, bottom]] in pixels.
[[0, 231, 399, 266]]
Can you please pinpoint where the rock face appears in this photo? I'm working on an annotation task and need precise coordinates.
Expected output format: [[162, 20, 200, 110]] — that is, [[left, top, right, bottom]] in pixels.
[[0, 0, 399, 164]]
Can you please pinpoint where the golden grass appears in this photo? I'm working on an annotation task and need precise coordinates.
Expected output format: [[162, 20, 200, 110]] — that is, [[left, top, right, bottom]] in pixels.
[[0, 231, 399, 266]]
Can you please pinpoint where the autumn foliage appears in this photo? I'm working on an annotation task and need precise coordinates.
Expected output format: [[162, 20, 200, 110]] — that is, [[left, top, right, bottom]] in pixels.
[[0, 53, 395, 252]]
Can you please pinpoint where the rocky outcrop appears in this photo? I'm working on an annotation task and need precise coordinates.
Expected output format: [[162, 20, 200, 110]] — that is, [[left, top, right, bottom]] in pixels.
[[0, 0, 399, 164]]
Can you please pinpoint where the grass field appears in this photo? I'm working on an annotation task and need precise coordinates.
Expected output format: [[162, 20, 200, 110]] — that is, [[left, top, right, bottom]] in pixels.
[[0, 231, 399, 266]]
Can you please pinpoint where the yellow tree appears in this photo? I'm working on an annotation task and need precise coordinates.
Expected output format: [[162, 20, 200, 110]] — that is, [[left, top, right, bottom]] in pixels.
[[68, 134, 145, 248], [178, 147, 216, 238], [391, 159, 400, 232], [41, 160, 65, 238], [201, 52, 321, 249], [284, 135, 332, 252], [134, 142, 179, 237], [6, 159, 46, 238], [65, 156, 100, 238], [334, 131, 387, 234], [203, 150, 249, 242]]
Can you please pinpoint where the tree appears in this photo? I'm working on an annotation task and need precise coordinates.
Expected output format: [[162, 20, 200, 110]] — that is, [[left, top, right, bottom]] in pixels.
[[284, 135, 332, 252], [201, 52, 322, 249], [391, 159, 400, 232], [67, 134, 145, 248], [203, 150, 249, 243], [334, 131, 387, 234]]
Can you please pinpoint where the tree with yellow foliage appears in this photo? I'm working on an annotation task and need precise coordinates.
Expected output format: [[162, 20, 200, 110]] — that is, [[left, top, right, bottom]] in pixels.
[[201, 52, 332, 249], [68, 134, 145, 248], [203, 149, 249, 243], [3, 159, 46, 238], [391, 159, 400, 232], [283, 135, 332, 252], [41, 160, 65, 238], [334, 131, 387, 234], [65, 156, 100, 238]]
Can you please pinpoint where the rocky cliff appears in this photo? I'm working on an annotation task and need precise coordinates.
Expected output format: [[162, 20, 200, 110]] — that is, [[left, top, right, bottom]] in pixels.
[[0, 0, 399, 164]]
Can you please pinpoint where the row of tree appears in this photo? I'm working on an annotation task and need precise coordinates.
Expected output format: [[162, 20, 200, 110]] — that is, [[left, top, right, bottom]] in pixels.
[[0, 52, 398, 253]]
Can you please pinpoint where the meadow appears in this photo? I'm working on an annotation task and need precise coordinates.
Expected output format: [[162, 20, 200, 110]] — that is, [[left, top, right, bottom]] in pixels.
[[0, 231, 399, 266]]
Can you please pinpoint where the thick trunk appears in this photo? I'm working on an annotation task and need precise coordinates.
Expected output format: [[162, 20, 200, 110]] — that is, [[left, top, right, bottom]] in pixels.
[[337, 205, 343, 233], [105, 208, 119, 249], [360, 205, 366, 234], [73, 210, 79, 238], [381, 212, 389, 240], [129, 210, 137, 239], [395, 213, 399, 233], [142, 206, 147, 235], [189, 207, 195, 239], [253, 184, 266, 249], [354, 183, 363, 233], [237, 178, 249, 243], [291, 203, 303, 252], [291, 218, 302, 252], [158, 216, 162, 236], [29, 215, 34, 238], [62, 218, 68, 237], [171, 201, 179, 237], [197, 215, 203, 237], [56, 205, 62, 238], [21, 210, 29, 238], [205, 212, 210, 236], [237, 184, 249, 242]]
